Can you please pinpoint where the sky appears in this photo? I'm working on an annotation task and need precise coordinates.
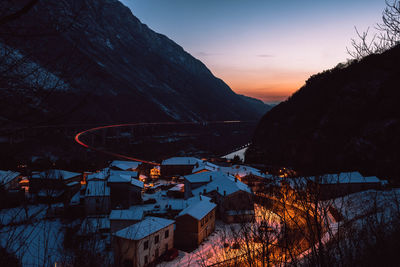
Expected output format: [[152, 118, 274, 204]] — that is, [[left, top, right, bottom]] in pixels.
[[120, 0, 386, 104]]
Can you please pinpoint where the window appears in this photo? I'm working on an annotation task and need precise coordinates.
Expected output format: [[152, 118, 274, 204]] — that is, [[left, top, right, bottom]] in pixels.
[[165, 230, 169, 239], [143, 240, 149, 250], [155, 235, 159, 244], [144, 255, 148, 264]]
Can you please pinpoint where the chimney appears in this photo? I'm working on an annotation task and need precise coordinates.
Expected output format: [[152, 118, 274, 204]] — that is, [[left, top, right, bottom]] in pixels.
[[199, 195, 202, 200], [203, 188, 206, 194], [224, 190, 226, 196]]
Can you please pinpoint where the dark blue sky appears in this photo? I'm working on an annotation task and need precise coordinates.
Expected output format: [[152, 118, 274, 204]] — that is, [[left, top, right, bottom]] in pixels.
[[121, 0, 385, 103]]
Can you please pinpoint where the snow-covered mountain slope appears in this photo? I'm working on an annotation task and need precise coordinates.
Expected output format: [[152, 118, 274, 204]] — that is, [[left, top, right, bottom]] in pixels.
[[1, 0, 270, 124]]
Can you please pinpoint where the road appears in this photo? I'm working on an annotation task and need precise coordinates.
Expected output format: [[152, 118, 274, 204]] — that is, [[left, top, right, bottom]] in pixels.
[[74, 121, 252, 165]]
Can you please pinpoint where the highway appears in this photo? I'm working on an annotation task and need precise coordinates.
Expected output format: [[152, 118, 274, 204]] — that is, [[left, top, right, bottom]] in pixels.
[[74, 121, 253, 166]]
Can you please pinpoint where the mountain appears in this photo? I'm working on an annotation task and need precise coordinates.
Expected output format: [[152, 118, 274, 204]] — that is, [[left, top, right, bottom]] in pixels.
[[246, 44, 400, 180], [0, 0, 269, 126]]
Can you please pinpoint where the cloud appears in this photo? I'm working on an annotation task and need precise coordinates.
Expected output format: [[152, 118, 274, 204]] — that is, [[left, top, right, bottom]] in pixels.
[[196, 52, 223, 57], [257, 54, 274, 58]]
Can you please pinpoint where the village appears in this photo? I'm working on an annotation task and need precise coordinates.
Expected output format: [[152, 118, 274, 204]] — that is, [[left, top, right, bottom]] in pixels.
[[0, 153, 392, 266]]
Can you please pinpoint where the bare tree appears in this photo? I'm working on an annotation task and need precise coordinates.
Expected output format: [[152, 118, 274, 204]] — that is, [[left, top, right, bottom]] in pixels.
[[348, 0, 400, 59]]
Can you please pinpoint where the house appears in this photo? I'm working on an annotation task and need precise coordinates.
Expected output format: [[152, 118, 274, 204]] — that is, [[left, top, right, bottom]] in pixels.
[[110, 209, 144, 233], [161, 157, 202, 177], [175, 198, 217, 250], [0, 170, 22, 190], [191, 162, 219, 174], [87, 169, 110, 182], [110, 160, 142, 172], [189, 172, 254, 223], [150, 166, 161, 179], [108, 174, 144, 208], [139, 193, 213, 217], [219, 165, 266, 180], [114, 217, 174, 267], [313, 172, 385, 200], [183, 172, 216, 199], [30, 169, 81, 202], [167, 184, 184, 198], [85, 180, 111, 215]]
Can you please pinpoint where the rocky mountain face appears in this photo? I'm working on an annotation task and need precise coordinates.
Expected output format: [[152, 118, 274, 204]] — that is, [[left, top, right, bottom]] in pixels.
[[0, 0, 270, 125], [246, 45, 400, 180]]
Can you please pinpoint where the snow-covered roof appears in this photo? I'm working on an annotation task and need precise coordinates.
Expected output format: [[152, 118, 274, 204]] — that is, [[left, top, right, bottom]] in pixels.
[[110, 209, 143, 221], [219, 165, 265, 178], [108, 174, 144, 188], [32, 169, 80, 180], [320, 172, 381, 184], [184, 172, 215, 184], [177, 199, 216, 220], [168, 184, 184, 192], [130, 177, 144, 188], [70, 191, 81, 205], [192, 162, 219, 173], [161, 157, 202, 166], [87, 170, 109, 181], [110, 170, 138, 178], [114, 216, 174, 241], [140, 192, 211, 212], [86, 181, 110, 197], [0, 170, 20, 185], [110, 160, 141, 171], [191, 172, 252, 197], [66, 181, 80, 187]]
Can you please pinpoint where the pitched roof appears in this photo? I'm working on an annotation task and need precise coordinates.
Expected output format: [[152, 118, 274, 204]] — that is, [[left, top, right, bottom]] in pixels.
[[184, 172, 215, 183], [32, 169, 80, 180], [114, 217, 174, 240], [0, 170, 20, 185], [192, 172, 252, 197], [320, 172, 381, 184], [108, 174, 144, 188], [192, 162, 219, 173], [110, 160, 141, 170], [161, 157, 202, 166], [87, 170, 109, 181], [110, 170, 138, 178], [219, 165, 265, 178], [110, 209, 143, 221], [177, 199, 216, 220]]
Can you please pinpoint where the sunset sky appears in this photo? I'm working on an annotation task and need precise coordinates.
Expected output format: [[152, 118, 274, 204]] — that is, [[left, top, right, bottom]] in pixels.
[[120, 0, 386, 104]]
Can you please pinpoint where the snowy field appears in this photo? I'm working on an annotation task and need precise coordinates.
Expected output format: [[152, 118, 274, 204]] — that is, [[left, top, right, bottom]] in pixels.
[[222, 147, 248, 161]]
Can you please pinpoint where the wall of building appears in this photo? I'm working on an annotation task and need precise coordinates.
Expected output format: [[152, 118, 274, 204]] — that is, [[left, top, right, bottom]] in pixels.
[[114, 223, 174, 267], [175, 209, 216, 250], [161, 165, 194, 177], [85, 196, 111, 215]]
